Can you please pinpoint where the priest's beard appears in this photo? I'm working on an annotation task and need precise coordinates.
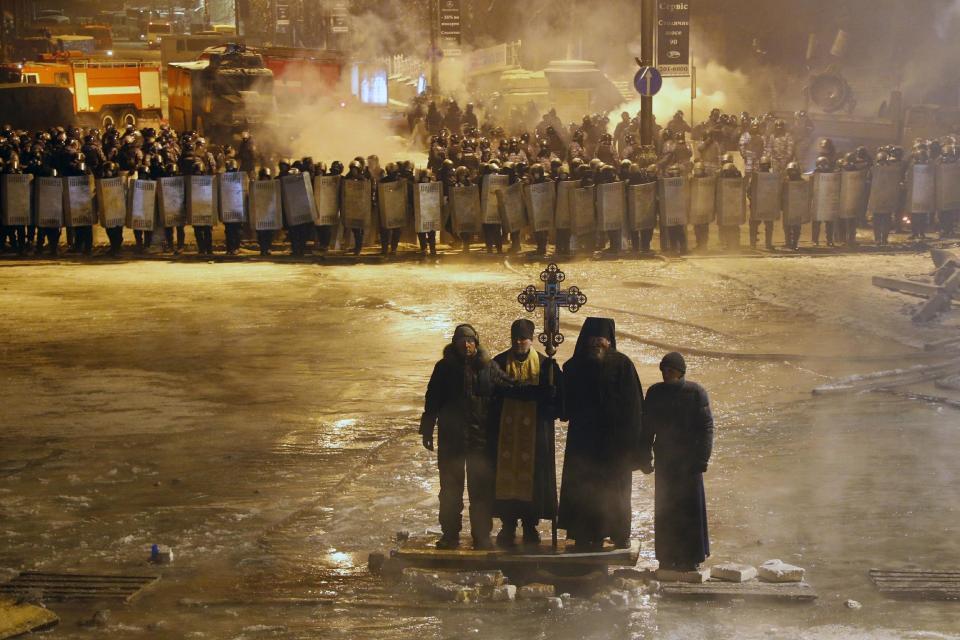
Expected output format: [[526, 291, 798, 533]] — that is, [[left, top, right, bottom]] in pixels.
[[512, 348, 530, 361], [587, 345, 608, 361]]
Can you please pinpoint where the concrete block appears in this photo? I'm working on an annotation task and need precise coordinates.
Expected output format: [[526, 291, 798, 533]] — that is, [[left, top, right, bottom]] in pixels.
[[490, 584, 517, 602], [758, 559, 805, 583], [518, 583, 556, 599], [545, 596, 563, 611], [656, 568, 710, 583], [711, 563, 758, 583]]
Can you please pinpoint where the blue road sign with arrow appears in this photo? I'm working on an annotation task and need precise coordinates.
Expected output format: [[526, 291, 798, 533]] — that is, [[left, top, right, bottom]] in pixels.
[[634, 66, 663, 97]]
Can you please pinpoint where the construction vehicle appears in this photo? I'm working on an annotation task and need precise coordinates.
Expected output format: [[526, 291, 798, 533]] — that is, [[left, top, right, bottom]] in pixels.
[[20, 60, 162, 127], [167, 44, 274, 142], [197, 44, 344, 104]]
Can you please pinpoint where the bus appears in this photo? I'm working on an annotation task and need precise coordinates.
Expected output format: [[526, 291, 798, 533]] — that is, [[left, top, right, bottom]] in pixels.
[[146, 22, 171, 48], [160, 33, 231, 67]]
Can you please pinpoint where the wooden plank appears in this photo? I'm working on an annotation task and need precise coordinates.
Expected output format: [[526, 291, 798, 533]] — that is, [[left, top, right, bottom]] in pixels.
[[660, 579, 817, 601], [0, 598, 59, 640], [915, 271, 960, 323], [813, 361, 960, 395], [873, 276, 942, 298], [924, 337, 960, 352], [391, 538, 639, 570]]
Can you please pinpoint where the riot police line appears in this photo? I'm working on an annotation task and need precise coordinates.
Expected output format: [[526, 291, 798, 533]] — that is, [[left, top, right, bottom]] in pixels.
[[1, 149, 956, 259], [1, 121, 957, 259]]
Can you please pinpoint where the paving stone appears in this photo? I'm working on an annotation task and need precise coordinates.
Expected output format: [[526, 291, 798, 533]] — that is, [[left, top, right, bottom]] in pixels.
[[711, 563, 758, 583], [490, 584, 516, 602], [758, 559, 805, 583], [656, 568, 710, 583]]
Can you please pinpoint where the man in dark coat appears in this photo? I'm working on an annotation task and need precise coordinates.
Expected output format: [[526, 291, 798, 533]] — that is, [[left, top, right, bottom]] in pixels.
[[640, 352, 714, 571], [488, 319, 564, 547], [558, 317, 644, 550], [420, 325, 509, 550]]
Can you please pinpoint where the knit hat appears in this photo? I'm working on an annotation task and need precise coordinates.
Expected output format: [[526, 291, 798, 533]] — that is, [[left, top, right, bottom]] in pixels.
[[659, 351, 686, 375], [452, 324, 479, 343]]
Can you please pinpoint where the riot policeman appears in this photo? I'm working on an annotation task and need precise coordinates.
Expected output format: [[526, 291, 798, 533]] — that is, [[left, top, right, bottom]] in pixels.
[[782, 161, 805, 250], [811, 155, 837, 246], [98, 161, 124, 255], [749, 156, 776, 250], [223, 159, 244, 255]]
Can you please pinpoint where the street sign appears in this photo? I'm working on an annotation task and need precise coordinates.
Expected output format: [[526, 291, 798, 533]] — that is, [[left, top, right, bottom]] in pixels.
[[657, 1, 691, 77], [634, 66, 663, 96]]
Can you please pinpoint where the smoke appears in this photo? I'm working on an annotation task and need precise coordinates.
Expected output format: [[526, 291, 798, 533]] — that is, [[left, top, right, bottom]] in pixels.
[[614, 61, 756, 127], [269, 67, 425, 167]]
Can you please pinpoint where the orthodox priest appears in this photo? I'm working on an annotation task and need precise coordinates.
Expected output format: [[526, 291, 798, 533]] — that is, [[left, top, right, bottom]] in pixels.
[[488, 319, 564, 547], [558, 317, 644, 550], [640, 352, 714, 571]]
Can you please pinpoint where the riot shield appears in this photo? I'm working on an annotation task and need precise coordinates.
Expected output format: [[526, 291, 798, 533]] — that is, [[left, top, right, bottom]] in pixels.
[[342, 179, 372, 229], [413, 181, 443, 233], [572, 186, 596, 235], [96, 176, 127, 228], [248, 179, 283, 231], [378, 180, 408, 229], [750, 172, 782, 221], [782, 179, 812, 225], [34, 176, 63, 228], [627, 182, 657, 231], [496, 182, 526, 233], [554, 180, 577, 230], [187, 175, 218, 226], [937, 162, 960, 213], [526, 181, 556, 232], [281, 173, 318, 226], [811, 172, 840, 222], [157, 176, 186, 227], [1, 173, 33, 226], [313, 175, 341, 226], [218, 172, 248, 224], [867, 164, 901, 214], [908, 163, 935, 214], [481, 174, 509, 225], [596, 181, 626, 231], [63, 175, 95, 226], [126, 179, 156, 231], [451, 184, 482, 234], [659, 176, 690, 226], [689, 176, 716, 225], [716, 176, 746, 225], [840, 169, 868, 220]]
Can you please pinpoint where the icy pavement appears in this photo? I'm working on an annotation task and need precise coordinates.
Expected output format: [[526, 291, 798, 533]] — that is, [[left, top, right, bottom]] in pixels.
[[0, 255, 958, 639]]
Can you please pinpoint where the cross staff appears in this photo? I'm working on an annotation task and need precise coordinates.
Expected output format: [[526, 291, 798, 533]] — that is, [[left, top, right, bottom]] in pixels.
[[517, 263, 587, 358], [516, 263, 586, 550]]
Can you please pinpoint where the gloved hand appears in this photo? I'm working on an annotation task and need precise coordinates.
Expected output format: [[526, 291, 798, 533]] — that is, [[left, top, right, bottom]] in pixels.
[[697, 462, 708, 474], [639, 461, 654, 475], [422, 434, 434, 451]]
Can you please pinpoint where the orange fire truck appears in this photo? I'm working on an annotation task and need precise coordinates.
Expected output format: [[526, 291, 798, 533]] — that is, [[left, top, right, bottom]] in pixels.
[[20, 61, 162, 128]]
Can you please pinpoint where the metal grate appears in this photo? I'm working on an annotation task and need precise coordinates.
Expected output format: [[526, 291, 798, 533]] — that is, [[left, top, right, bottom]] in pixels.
[[0, 572, 160, 603], [870, 569, 960, 601]]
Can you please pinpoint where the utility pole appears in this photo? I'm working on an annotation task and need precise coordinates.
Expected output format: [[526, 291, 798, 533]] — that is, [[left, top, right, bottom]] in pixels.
[[640, 0, 655, 146], [429, 0, 440, 94]]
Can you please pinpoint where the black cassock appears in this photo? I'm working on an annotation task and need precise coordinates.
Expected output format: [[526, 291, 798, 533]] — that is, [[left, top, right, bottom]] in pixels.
[[641, 380, 714, 568], [558, 348, 644, 545]]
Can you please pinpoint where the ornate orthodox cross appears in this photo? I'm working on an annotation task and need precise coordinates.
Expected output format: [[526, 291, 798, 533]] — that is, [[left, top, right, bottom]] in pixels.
[[517, 263, 587, 358]]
